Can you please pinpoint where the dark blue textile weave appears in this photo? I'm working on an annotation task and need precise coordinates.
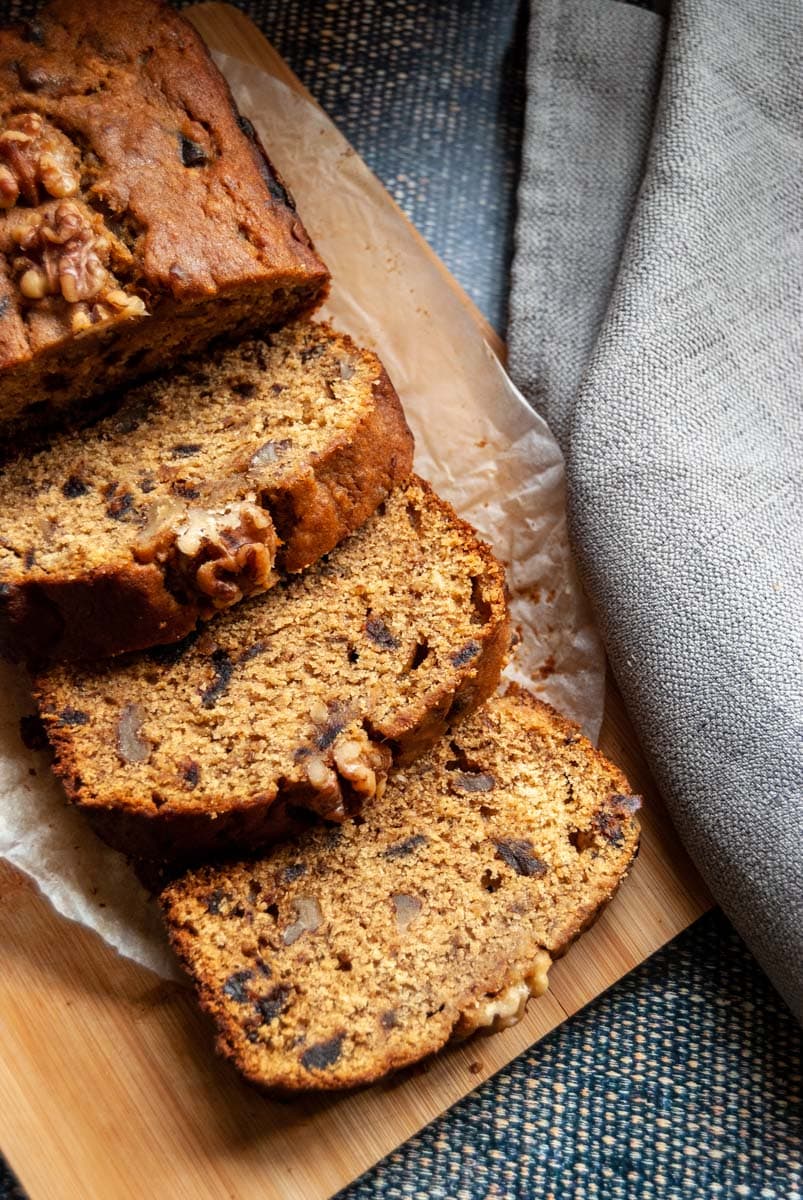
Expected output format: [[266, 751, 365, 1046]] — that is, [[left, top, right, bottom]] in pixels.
[[340, 912, 801, 1200]]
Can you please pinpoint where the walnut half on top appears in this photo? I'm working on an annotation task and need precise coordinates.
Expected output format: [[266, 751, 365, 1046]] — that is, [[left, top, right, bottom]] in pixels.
[[3, 192, 147, 328]]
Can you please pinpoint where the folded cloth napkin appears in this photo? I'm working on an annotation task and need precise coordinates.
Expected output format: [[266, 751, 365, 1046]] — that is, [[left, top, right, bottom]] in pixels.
[[509, 0, 802, 1021]]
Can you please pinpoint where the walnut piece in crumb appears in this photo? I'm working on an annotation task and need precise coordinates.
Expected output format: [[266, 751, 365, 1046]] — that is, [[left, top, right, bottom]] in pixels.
[[133, 498, 279, 612], [4, 193, 147, 327], [304, 724, 391, 820], [451, 950, 552, 1040]]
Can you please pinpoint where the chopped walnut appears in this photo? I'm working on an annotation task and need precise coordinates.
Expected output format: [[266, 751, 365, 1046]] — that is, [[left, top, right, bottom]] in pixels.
[[133, 498, 279, 613], [392, 893, 422, 931], [282, 896, 323, 945], [132, 497, 184, 561], [5, 196, 147, 324], [525, 950, 552, 998], [305, 754, 345, 820], [11, 200, 107, 301], [452, 950, 552, 1040], [309, 699, 330, 727], [0, 113, 79, 208], [71, 288, 147, 332], [303, 722, 390, 818], [331, 726, 391, 799], [116, 703, 150, 765]]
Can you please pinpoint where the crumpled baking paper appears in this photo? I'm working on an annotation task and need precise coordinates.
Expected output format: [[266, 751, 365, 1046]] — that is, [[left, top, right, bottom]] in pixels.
[[0, 57, 605, 978]]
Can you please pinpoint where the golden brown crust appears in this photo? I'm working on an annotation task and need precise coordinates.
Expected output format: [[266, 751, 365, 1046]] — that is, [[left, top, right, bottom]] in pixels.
[[0, 0, 329, 433], [0, 323, 413, 664], [160, 692, 640, 1092], [267, 364, 414, 575], [0, 560, 192, 666], [35, 478, 509, 863]]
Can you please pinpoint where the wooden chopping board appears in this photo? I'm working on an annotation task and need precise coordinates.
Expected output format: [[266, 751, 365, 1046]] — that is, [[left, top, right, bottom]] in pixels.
[[0, 8, 712, 1200]]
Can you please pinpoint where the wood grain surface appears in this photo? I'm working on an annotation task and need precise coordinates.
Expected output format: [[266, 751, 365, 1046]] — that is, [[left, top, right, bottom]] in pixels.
[[0, 8, 711, 1199]]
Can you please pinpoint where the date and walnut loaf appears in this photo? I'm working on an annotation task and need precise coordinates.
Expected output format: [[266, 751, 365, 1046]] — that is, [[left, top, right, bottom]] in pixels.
[[0, 321, 413, 662], [161, 690, 641, 1092], [35, 478, 510, 862], [0, 0, 328, 440]]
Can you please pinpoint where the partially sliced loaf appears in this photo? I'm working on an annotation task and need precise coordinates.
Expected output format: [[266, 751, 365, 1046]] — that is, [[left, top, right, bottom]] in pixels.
[[36, 478, 510, 862], [161, 690, 640, 1091], [0, 320, 412, 662], [0, 0, 329, 440]]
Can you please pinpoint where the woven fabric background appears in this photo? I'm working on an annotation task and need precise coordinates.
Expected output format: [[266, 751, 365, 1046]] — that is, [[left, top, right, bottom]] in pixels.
[[0, 3, 800, 1198]]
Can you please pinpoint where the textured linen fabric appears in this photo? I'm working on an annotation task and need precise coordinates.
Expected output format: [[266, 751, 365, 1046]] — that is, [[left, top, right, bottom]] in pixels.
[[509, 0, 665, 446], [509, 0, 803, 1022]]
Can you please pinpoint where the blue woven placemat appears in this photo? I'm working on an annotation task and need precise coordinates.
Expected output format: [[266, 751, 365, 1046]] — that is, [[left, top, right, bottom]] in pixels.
[[339, 911, 801, 1200], [0, 3, 800, 1198]]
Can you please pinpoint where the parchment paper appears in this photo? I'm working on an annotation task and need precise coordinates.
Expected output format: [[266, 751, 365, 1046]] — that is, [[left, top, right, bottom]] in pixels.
[[0, 58, 605, 978]]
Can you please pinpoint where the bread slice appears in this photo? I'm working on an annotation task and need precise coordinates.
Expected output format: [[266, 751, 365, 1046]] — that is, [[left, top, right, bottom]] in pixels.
[[0, 321, 413, 662], [35, 478, 510, 862], [160, 690, 640, 1091], [0, 0, 328, 441]]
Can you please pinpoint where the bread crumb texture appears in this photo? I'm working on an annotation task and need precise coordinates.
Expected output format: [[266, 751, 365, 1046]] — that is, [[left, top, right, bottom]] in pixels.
[[35, 478, 510, 861], [161, 690, 641, 1091], [0, 320, 413, 661]]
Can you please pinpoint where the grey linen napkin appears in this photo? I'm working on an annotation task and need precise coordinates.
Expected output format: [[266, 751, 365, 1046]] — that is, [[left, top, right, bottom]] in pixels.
[[509, 0, 803, 1020]]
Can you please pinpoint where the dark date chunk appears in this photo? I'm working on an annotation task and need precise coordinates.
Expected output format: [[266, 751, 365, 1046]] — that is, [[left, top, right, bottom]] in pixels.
[[281, 862, 306, 884], [587, 794, 641, 847], [222, 970, 253, 1004], [383, 833, 427, 860], [366, 617, 400, 652], [315, 719, 345, 751], [451, 640, 481, 668], [58, 707, 90, 727], [205, 887, 228, 915], [235, 111, 296, 210], [106, 492, 135, 520], [300, 1032, 344, 1072], [231, 380, 256, 398], [179, 134, 209, 167], [171, 481, 200, 500], [494, 838, 547, 878], [62, 475, 89, 498], [200, 649, 235, 710], [240, 642, 267, 665], [180, 759, 200, 790], [254, 984, 291, 1025]]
